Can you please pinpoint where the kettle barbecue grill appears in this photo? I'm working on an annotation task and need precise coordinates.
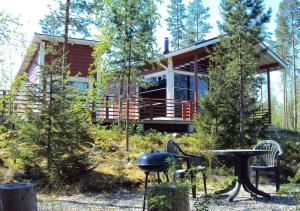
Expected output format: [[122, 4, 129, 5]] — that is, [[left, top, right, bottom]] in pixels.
[[138, 150, 176, 211]]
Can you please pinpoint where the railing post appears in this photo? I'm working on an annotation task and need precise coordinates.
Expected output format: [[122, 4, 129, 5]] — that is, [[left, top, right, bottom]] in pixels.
[[189, 100, 193, 120], [91, 97, 96, 123], [267, 69, 271, 124], [149, 98, 153, 120], [182, 101, 186, 120], [105, 96, 109, 120]]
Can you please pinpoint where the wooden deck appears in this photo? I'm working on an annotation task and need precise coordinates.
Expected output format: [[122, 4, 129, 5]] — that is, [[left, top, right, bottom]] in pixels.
[[0, 90, 270, 126]]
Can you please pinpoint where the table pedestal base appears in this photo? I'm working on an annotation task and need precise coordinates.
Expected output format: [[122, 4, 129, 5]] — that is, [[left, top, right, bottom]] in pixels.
[[217, 155, 271, 202]]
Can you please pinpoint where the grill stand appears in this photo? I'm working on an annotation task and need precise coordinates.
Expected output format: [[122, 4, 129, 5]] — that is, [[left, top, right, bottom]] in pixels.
[[142, 171, 170, 211]]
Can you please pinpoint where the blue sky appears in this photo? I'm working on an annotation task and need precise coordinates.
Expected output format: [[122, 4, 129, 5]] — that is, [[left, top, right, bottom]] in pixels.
[[1, 0, 282, 101]]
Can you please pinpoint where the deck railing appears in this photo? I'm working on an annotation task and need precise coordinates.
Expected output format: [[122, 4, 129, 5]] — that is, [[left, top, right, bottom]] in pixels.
[[97, 96, 194, 121], [253, 108, 271, 124], [0, 90, 271, 123]]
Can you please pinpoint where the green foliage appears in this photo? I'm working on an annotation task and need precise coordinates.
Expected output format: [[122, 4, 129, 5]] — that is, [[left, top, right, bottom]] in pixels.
[[183, 0, 211, 46], [193, 194, 218, 211], [264, 133, 300, 179], [274, 0, 300, 131], [166, 0, 186, 51], [279, 139, 300, 178], [147, 182, 189, 211], [146, 155, 190, 210], [271, 96, 282, 128], [11, 90, 94, 183], [278, 165, 300, 210], [4, 41, 95, 185], [0, 11, 25, 89], [95, 0, 161, 148], [196, 0, 271, 149], [97, 0, 160, 77], [0, 11, 23, 45], [275, 0, 300, 60], [39, 0, 98, 38]]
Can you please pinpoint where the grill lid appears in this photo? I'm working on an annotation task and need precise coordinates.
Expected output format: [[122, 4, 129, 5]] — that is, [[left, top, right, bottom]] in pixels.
[[138, 150, 176, 172]]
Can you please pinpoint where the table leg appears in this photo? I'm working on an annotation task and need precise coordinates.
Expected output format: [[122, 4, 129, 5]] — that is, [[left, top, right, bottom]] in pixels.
[[240, 156, 271, 199], [244, 178, 271, 199], [226, 180, 241, 202], [214, 181, 236, 195]]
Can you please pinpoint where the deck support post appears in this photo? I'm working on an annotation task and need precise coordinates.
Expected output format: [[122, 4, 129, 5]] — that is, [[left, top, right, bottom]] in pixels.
[[267, 68, 271, 124], [166, 57, 175, 117], [194, 55, 198, 113]]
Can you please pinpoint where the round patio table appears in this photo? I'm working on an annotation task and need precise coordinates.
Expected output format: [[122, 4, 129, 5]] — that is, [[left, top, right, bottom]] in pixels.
[[213, 149, 271, 201]]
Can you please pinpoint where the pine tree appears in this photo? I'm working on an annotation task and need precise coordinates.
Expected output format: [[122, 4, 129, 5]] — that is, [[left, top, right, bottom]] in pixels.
[[183, 0, 211, 47], [275, 3, 290, 129], [39, 0, 98, 38], [197, 0, 271, 148], [166, 0, 186, 51], [8, 1, 96, 183], [97, 0, 160, 151], [275, 0, 300, 130]]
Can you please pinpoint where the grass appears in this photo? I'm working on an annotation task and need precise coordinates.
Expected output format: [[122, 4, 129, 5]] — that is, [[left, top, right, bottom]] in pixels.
[[1, 124, 300, 195]]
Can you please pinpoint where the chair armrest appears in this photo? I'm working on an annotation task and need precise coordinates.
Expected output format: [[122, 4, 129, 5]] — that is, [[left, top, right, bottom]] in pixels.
[[184, 153, 203, 159], [170, 153, 189, 160], [182, 152, 209, 167], [169, 153, 191, 168]]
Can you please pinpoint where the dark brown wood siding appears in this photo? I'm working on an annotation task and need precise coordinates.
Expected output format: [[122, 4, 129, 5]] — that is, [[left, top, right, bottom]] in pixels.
[[67, 44, 93, 76], [44, 42, 94, 77]]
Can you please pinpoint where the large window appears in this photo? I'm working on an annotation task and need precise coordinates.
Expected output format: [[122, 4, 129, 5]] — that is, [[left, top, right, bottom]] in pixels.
[[174, 73, 208, 101], [140, 74, 166, 98]]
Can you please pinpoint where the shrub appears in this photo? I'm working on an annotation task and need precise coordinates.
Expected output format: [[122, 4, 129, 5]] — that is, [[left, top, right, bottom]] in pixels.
[[6, 86, 95, 185]]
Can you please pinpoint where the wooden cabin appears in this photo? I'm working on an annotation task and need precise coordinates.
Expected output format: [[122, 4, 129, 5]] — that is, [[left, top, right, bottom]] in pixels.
[[16, 34, 287, 132]]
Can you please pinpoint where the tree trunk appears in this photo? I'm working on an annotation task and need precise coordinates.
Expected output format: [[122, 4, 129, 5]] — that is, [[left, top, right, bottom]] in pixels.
[[283, 68, 287, 129], [125, 37, 132, 152], [292, 33, 297, 130], [239, 76, 244, 148], [0, 183, 37, 211], [118, 79, 124, 130], [47, 71, 53, 171], [62, 0, 70, 85], [238, 35, 244, 148]]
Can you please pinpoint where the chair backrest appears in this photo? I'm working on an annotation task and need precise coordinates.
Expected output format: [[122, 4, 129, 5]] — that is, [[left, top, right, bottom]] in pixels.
[[166, 140, 185, 155], [253, 140, 283, 167]]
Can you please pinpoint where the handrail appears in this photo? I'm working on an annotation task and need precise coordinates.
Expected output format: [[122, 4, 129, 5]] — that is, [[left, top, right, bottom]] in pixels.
[[1, 91, 272, 124]]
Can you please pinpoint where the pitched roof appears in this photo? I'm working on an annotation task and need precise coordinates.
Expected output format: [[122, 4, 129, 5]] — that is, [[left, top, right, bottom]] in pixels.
[[18, 33, 97, 74], [163, 37, 288, 70]]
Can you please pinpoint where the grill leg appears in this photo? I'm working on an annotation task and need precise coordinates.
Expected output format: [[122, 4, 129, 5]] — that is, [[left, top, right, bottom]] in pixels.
[[143, 172, 149, 211], [203, 172, 207, 195], [191, 171, 196, 198], [157, 172, 161, 183], [164, 172, 169, 182], [255, 169, 259, 189]]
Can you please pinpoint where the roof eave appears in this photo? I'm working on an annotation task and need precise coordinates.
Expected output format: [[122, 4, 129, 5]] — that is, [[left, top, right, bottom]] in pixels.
[[163, 37, 220, 58], [34, 33, 98, 46], [259, 42, 288, 69]]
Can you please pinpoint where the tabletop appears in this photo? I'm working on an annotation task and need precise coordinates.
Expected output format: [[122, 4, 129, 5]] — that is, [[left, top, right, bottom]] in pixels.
[[213, 149, 270, 156]]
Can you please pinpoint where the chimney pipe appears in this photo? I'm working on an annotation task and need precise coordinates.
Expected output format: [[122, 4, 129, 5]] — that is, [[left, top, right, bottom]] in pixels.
[[163, 37, 169, 54]]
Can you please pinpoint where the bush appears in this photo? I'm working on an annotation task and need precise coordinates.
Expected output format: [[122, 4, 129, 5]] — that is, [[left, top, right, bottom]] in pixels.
[[4, 86, 95, 185], [278, 140, 300, 180]]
